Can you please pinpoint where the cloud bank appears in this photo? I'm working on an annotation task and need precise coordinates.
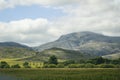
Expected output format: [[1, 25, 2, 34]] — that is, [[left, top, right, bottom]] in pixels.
[[0, 0, 120, 46]]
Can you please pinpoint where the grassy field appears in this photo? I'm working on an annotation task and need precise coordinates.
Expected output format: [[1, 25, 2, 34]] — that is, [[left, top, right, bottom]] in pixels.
[[0, 58, 44, 68], [0, 68, 120, 80]]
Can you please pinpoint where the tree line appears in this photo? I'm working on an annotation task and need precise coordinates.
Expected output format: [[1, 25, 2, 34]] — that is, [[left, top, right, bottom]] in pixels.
[[0, 61, 30, 68], [43, 55, 120, 68]]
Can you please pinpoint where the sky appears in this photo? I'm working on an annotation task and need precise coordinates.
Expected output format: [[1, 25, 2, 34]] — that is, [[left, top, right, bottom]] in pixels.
[[0, 0, 120, 46]]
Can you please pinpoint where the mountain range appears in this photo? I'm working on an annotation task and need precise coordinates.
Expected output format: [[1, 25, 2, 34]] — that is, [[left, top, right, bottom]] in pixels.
[[0, 31, 120, 61]]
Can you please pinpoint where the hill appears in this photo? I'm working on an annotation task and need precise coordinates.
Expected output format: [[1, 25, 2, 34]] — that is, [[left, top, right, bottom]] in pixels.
[[21, 48, 94, 61], [0, 42, 30, 49], [0, 47, 35, 59], [34, 31, 120, 56], [0, 42, 35, 59]]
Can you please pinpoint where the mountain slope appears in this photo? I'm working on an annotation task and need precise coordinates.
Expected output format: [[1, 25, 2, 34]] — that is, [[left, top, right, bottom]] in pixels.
[[21, 48, 93, 61], [0, 42, 30, 49], [0, 47, 35, 59], [34, 31, 120, 56], [0, 42, 35, 59]]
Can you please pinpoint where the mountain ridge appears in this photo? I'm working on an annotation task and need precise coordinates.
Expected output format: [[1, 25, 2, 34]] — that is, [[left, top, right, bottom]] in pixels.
[[34, 31, 120, 56], [0, 42, 30, 49]]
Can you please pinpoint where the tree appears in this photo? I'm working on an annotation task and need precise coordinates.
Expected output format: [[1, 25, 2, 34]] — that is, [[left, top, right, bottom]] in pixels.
[[87, 57, 105, 64], [0, 61, 10, 68], [48, 55, 58, 65], [95, 57, 105, 64], [23, 62, 31, 68], [111, 59, 120, 65], [11, 64, 21, 68]]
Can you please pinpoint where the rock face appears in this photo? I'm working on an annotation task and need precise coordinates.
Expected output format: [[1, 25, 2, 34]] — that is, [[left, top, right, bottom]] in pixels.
[[34, 31, 120, 56]]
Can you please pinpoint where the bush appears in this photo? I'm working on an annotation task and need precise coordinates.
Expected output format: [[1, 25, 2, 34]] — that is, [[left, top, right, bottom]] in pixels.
[[78, 64, 85, 68], [11, 64, 21, 68], [99, 64, 115, 68], [0, 61, 10, 68], [85, 63, 95, 68], [43, 64, 57, 68], [23, 62, 31, 68], [48, 64, 57, 68], [43, 64, 49, 68], [68, 64, 86, 68], [56, 64, 64, 68], [115, 64, 120, 68], [68, 64, 79, 68]]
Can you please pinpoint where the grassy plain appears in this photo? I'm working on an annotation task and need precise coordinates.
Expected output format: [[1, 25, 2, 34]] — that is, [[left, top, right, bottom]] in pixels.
[[0, 68, 120, 80], [0, 58, 43, 68]]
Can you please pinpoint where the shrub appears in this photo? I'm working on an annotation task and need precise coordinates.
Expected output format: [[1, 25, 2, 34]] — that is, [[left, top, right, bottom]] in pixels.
[[68, 64, 86, 68], [56, 64, 64, 68], [43, 64, 57, 68], [0, 61, 10, 68], [23, 62, 31, 68], [99, 64, 115, 68], [48, 64, 57, 68], [115, 64, 120, 68], [77, 64, 85, 68], [11, 64, 21, 68], [68, 64, 79, 68], [85, 63, 95, 68]]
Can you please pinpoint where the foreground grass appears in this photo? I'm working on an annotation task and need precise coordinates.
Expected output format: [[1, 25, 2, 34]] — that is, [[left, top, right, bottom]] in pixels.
[[0, 68, 120, 80]]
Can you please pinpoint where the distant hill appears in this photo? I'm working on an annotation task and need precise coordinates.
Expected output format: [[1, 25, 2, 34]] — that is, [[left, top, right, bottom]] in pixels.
[[0, 42, 30, 49], [21, 48, 94, 61], [34, 31, 120, 56], [0, 47, 35, 59], [0, 42, 35, 59]]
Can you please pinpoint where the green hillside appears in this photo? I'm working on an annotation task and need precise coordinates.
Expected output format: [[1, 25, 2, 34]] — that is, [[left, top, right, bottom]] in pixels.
[[0, 47, 35, 59], [22, 48, 94, 61]]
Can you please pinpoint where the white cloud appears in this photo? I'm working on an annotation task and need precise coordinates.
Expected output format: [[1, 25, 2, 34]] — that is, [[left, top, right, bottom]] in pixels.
[[0, 0, 120, 46], [0, 0, 80, 10], [49, 0, 120, 36], [0, 18, 56, 46]]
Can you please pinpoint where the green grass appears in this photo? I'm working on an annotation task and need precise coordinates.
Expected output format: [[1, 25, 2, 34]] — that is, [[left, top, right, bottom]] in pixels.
[[0, 68, 120, 80], [0, 58, 44, 68]]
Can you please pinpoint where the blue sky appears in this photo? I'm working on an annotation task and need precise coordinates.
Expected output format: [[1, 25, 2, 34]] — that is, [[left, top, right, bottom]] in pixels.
[[0, 0, 119, 46], [0, 5, 65, 22]]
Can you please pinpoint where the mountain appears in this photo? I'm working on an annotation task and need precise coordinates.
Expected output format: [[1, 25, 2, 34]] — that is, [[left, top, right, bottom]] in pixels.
[[20, 48, 94, 61], [0, 42, 35, 59], [34, 31, 120, 56], [0, 42, 30, 49]]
